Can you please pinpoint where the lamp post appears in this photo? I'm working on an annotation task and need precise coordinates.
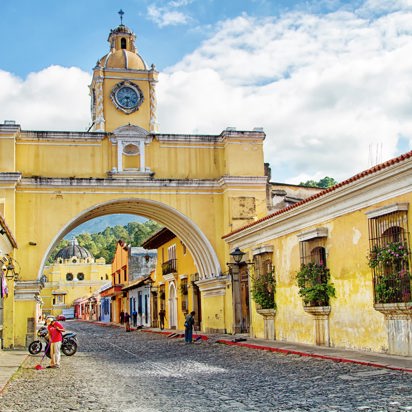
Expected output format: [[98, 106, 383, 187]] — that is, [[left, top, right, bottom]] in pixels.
[[228, 247, 247, 334]]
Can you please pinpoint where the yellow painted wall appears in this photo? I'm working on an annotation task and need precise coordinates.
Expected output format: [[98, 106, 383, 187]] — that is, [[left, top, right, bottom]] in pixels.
[[238, 193, 411, 353], [152, 236, 198, 330], [0, 22, 267, 347]]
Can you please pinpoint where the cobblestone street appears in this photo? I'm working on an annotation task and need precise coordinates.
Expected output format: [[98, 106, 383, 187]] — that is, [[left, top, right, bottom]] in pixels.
[[1, 321, 411, 412]]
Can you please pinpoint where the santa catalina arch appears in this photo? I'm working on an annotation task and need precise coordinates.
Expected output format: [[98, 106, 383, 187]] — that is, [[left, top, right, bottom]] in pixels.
[[0, 20, 267, 347]]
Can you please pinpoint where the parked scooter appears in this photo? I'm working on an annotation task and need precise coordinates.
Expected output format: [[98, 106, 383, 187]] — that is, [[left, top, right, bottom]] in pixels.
[[28, 326, 78, 357]]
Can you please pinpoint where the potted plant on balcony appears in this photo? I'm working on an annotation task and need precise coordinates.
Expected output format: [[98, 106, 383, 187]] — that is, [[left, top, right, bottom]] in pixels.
[[251, 270, 276, 310], [368, 242, 411, 303], [179, 283, 188, 295], [296, 262, 335, 307], [368, 241, 409, 269]]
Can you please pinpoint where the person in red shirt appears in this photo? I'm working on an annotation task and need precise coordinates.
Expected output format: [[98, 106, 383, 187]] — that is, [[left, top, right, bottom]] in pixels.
[[46, 316, 65, 368]]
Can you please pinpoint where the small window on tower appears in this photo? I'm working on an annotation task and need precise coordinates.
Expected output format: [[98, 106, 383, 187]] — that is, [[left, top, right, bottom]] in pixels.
[[121, 38, 127, 49]]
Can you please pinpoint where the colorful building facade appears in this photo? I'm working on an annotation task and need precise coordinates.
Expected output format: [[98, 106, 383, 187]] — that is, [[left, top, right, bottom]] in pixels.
[[41, 239, 111, 319], [224, 152, 412, 356], [142, 228, 201, 331]]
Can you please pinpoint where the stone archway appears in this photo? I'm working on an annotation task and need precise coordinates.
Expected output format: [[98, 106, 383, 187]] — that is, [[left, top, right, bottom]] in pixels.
[[38, 198, 222, 282]]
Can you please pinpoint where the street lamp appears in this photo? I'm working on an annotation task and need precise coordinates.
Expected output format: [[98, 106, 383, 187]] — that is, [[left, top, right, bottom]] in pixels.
[[2, 257, 20, 281], [230, 247, 246, 264]]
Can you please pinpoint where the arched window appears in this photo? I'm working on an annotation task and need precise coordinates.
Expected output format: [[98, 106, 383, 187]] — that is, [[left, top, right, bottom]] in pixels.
[[382, 226, 404, 244], [66, 272, 73, 281], [121, 37, 127, 49], [77, 272, 85, 281], [367, 206, 411, 303], [310, 246, 326, 266]]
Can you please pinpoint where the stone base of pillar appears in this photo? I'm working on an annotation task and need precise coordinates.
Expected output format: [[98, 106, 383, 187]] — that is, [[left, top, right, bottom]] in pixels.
[[303, 305, 331, 347], [375, 303, 412, 356], [256, 308, 276, 340]]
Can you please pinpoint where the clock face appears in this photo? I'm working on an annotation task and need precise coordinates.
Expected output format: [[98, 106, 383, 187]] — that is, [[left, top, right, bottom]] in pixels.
[[116, 86, 139, 109], [111, 82, 144, 114]]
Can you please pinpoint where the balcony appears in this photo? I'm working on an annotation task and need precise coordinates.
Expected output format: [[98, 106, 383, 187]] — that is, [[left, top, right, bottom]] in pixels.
[[162, 259, 177, 276]]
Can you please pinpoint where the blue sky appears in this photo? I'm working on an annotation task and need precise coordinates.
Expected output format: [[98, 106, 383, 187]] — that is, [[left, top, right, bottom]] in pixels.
[[1, 0, 412, 183]]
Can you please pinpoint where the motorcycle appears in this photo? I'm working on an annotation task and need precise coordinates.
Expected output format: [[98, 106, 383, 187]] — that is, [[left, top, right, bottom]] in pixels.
[[28, 326, 78, 357]]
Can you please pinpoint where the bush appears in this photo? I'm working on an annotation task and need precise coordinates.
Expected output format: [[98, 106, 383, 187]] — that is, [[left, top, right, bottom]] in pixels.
[[296, 262, 335, 306]]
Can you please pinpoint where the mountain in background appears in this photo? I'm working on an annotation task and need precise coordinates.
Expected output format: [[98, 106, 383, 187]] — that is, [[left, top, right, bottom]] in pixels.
[[64, 214, 147, 239]]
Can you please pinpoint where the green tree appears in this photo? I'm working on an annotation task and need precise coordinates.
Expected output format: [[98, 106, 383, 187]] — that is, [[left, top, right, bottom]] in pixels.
[[47, 219, 162, 265], [300, 176, 337, 188]]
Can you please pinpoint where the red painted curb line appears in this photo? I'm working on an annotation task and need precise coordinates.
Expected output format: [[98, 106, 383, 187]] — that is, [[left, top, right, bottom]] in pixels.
[[141, 329, 208, 340], [217, 340, 412, 373]]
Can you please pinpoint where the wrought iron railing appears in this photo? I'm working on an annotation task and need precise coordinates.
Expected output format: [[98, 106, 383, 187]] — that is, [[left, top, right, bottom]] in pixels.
[[162, 259, 177, 275]]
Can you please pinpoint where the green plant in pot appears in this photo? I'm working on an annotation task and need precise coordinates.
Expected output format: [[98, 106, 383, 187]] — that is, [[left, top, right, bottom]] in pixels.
[[296, 262, 335, 306], [251, 270, 276, 310], [368, 242, 411, 304]]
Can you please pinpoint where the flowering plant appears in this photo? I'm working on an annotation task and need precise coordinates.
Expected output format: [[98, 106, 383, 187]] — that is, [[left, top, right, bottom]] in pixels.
[[296, 262, 336, 307], [368, 242, 409, 269], [251, 270, 276, 310]]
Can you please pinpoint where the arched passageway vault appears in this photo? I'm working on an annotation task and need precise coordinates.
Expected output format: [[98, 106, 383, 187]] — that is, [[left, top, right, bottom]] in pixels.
[[39, 198, 221, 281]]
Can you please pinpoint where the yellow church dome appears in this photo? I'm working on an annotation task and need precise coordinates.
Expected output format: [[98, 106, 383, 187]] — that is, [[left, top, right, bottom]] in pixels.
[[99, 49, 147, 70]]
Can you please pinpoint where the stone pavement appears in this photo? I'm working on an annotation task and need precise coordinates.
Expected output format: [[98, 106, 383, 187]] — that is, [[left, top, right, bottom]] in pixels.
[[0, 320, 410, 396], [0, 350, 28, 394], [140, 328, 412, 373]]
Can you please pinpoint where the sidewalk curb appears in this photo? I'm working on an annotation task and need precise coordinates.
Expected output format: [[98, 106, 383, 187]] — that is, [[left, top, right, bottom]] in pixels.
[[216, 339, 412, 373]]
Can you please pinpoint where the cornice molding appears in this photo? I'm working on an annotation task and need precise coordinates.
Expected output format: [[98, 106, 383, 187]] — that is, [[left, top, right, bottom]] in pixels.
[[365, 202, 409, 219], [17, 131, 107, 142], [297, 227, 328, 242], [0, 172, 22, 184], [196, 276, 229, 296], [18, 176, 267, 189]]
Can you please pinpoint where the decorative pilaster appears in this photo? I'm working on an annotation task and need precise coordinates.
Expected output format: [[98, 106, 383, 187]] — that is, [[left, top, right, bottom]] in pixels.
[[149, 79, 158, 133], [94, 77, 105, 131]]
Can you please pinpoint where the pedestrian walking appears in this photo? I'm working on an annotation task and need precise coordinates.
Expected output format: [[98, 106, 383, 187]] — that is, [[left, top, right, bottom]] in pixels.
[[124, 312, 131, 332], [184, 311, 195, 343], [46, 316, 65, 368], [120, 310, 124, 324], [159, 309, 166, 330], [132, 310, 137, 327]]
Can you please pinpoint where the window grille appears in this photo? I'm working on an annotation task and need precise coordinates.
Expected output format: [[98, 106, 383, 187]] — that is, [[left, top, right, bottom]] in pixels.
[[300, 238, 327, 266], [368, 209, 411, 303], [253, 252, 273, 278], [298, 239, 330, 305]]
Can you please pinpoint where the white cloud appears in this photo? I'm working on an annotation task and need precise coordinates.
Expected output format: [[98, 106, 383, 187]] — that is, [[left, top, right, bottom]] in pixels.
[[147, 2, 193, 27], [1, 1, 412, 184], [157, 5, 412, 182], [0, 66, 90, 131]]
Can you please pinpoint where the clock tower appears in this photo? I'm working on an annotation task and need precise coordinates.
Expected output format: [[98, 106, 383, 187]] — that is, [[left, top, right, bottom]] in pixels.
[[90, 15, 158, 133]]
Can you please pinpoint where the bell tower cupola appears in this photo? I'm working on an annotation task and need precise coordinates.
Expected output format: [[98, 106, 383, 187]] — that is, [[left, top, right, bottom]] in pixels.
[[89, 10, 158, 133]]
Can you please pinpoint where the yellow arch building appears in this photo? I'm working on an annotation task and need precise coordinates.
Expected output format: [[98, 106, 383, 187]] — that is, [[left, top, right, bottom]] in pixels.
[[0, 21, 267, 348]]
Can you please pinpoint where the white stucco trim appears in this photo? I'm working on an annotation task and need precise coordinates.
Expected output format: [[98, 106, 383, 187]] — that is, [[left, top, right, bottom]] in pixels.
[[365, 202, 409, 219]]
